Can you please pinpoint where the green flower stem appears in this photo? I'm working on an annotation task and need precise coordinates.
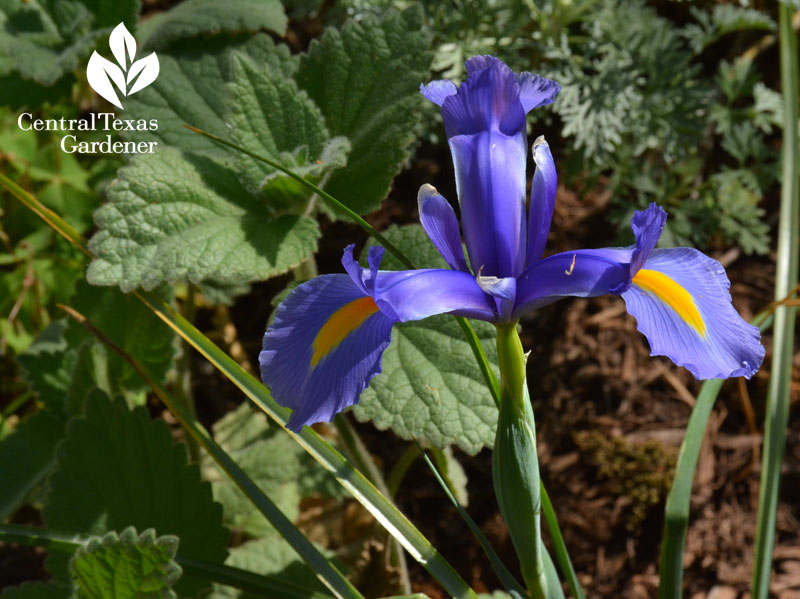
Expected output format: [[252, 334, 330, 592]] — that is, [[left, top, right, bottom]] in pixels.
[[752, 5, 800, 598], [493, 322, 547, 599], [496, 322, 526, 407]]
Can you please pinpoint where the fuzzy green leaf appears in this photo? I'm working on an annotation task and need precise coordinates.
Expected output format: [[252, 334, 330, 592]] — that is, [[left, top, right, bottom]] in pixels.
[[123, 34, 296, 157], [226, 54, 350, 211], [139, 0, 286, 51], [0, 0, 139, 87], [87, 148, 321, 291], [44, 390, 228, 596], [209, 534, 326, 599], [3, 291, 175, 519], [296, 7, 432, 215], [70, 528, 182, 599], [353, 225, 499, 455]]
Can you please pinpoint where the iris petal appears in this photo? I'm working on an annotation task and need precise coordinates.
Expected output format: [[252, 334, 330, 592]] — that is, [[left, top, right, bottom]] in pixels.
[[260, 274, 395, 431], [449, 130, 527, 278], [419, 79, 457, 107], [476, 273, 517, 321], [631, 203, 667, 273], [422, 56, 561, 281], [622, 248, 764, 379], [374, 268, 497, 322], [526, 137, 557, 264], [513, 248, 632, 316], [441, 56, 525, 137], [418, 184, 469, 271], [261, 248, 498, 429], [517, 72, 561, 112]]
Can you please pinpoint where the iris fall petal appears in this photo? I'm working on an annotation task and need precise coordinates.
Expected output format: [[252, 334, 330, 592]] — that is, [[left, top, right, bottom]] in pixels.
[[623, 248, 764, 379], [260, 274, 394, 431]]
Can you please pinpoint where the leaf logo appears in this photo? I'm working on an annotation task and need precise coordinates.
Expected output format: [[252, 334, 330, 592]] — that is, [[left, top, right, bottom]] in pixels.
[[87, 23, 159, 109]]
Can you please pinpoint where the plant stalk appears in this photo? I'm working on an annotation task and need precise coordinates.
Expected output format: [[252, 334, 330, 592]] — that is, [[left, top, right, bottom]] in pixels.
[[493, 322, 547, 598], [751, 5, 800, 598]]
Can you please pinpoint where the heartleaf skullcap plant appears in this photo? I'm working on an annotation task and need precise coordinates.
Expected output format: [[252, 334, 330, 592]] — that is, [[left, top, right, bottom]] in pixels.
[[259, 55, 764, 432]]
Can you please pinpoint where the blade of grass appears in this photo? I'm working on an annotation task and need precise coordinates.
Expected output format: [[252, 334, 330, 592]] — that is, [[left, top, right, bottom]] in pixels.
[[0, 524, 332, 599], [0, 174, 90, 256], [58, 303, 363, 599], [540, 481, 584, 599], [751, 5, 800, 598], [334, 414, 412, 595], [657, 378, 723, 599], [0, 168, 480, 599], [414, 441, 527, 597]]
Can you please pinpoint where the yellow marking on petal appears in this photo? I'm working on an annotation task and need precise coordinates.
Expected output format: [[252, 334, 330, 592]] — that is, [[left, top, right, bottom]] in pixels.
[[311, 296, 380, 367], [565, 254, 576, 275], [632, 268, 706, 336]]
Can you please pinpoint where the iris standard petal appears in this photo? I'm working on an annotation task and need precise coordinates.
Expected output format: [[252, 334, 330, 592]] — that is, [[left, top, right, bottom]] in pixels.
[[373, 268, 497, 322], [464, 54, 494, 75], [418, 184, 469, 271], [419, 79, 457, 107], [526, 137, 557, 265], [441, 56, 525, 137], [421, 56, 561, 280], [513, 248, 632, 316], [449, 129, 527, 278], [517, 72, 561, 112], [260, 274, 395, 431], [622, 248, 764, 379], [341, 244, 384, 295], [630, 203, 667, 273]]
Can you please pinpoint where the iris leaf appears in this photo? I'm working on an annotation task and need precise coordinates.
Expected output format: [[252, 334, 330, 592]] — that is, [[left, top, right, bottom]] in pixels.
[[751, 6, 800, 599]]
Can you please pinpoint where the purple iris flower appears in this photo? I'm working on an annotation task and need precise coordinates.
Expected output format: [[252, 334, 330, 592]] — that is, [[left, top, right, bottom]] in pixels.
[[260, 56, 764, 431]]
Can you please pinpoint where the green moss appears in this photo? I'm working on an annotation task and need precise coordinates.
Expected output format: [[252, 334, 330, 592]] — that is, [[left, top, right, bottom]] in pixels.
[[574, 430, 677, 532]]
